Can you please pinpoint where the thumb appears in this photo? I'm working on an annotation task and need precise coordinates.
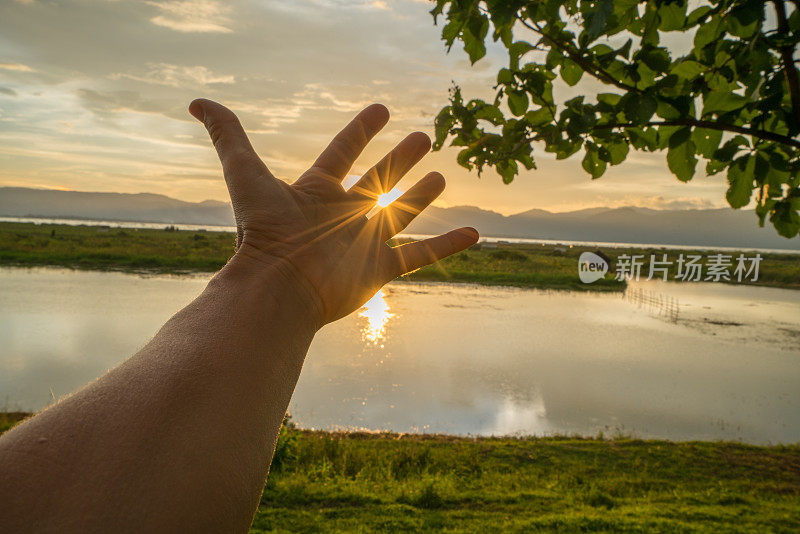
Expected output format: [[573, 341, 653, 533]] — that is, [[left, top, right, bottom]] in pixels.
[[189, 98, 269, 176]]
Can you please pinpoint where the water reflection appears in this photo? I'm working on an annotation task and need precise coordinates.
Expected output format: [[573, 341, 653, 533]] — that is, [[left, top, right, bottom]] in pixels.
[[2, 268, 799, 443], [486, 396, 551, 436], [358, 290, 394, 343]]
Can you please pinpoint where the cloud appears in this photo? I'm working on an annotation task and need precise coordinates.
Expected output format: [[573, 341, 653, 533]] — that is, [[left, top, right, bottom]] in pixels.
[[0, 62, 34, 72], [146, 0, 233, 33], [0, 0, 730, 212], [0, 87, 18, 96], [111, 63, 235, 87]]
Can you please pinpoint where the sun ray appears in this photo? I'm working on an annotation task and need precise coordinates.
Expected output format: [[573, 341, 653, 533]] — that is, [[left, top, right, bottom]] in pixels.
[[376, 189, 403, 207]]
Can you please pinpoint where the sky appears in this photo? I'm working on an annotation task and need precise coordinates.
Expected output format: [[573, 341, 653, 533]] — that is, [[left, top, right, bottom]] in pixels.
[[0, 0, 729, 215]]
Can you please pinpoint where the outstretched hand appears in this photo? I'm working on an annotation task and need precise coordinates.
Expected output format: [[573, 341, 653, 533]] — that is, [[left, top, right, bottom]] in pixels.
[[189, 99, 479, 325]]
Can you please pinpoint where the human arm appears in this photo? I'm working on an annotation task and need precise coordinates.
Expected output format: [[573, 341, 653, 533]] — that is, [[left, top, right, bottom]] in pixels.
[[0, 100, 478, 532]]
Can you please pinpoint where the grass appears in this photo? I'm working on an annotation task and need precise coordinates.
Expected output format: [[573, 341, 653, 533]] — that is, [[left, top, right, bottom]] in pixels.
[[253, 423, 800, 532], [2, 413, 798, 532], [1, 221, 799, 291]]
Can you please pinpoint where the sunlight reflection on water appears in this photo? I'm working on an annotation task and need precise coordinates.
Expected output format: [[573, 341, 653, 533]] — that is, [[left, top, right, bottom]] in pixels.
[[2, 268, 800, 443], [358, 290, 394, 344]]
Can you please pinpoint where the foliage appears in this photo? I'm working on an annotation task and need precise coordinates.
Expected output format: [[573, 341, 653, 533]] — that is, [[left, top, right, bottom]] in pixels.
[[269, 413, 299, 476], [430, 0, 800, 238]]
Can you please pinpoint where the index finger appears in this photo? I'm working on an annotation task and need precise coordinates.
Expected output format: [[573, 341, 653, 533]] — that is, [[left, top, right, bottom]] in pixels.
[[304, 103, 390, 182]]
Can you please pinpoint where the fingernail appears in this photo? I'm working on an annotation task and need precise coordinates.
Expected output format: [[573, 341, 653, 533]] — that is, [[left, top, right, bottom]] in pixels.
[[188, 99, 205, 121], [462, 227, 479, 240], [362, 103, 390, 130]]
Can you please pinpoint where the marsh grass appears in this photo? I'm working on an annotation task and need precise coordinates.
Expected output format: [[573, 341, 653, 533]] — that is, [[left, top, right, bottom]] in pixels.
[[1, 221, 798, 291]]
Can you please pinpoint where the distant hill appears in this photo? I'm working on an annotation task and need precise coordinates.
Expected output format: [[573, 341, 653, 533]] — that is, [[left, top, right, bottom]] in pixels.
[[404, 205, 800, 250], [2, 187, 799, 251], [0, 187, 234, 226]]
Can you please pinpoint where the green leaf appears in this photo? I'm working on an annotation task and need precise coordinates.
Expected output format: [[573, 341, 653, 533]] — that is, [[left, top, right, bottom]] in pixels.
[[509, 41, 535, 70], [462, 14, 489, 64], [625, 127, 657, 150], [658, 1, 686, 31], [761, 151, 791, 189], [464, 34, 487, 64], [584, 0, 614, 40], [641, 2, 660, 46], [726, 155, 755, 208], [603, 139, 629, 165], [496, 159, 518, 184], [703, 91, 747, 115], [686, 6, 711, 27], [666, 127, 697, 182], [473, 103, 504, 125], [456, 148, 474, 170], [507, 91, 528, 116], [639, 46, 671, 73], [771, 199, 800, 238], [656, 99, 682, 120], [728, 0, 762, 38], [712, 135, 750, 162], [525, 106, 555, 126], [623, 93, 657, 124], [582, 144, 607, 178], [670, 60, 704, 81], [497, 68, 514, 84], [560, 58, 583, 86], [597, 93, 622, 107], [693, 15, 723, 49], [706, 158, 729, 176], [440, 20, 461, 47], [433, 105, 455, 150], [691, 128, 722, 159]]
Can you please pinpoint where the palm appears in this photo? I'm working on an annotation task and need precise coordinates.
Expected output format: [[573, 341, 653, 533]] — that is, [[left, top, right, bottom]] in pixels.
[[190, 99, 478, 324]]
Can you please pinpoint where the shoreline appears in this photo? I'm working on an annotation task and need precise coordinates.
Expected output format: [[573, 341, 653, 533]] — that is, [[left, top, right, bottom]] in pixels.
[[3, 413, 797, 447], [1, 220, 798, 291], [5, 215, 800, 255]]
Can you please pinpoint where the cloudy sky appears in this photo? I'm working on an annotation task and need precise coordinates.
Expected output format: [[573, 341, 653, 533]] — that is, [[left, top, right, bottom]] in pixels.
[[0, 0, 727, 214]]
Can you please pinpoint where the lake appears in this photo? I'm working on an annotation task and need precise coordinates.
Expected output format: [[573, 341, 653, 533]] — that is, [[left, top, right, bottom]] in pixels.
[[1, 266, 798, 444]]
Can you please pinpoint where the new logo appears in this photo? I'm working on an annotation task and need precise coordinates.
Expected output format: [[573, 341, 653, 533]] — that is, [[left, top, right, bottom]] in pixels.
[[578, 252, 609, 283]]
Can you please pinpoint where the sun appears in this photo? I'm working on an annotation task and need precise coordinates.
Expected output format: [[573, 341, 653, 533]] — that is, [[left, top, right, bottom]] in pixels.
[[376, 189, 403, 208]]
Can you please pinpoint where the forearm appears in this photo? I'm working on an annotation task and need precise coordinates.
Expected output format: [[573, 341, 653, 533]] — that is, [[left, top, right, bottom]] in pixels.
[[0, 260, 317, 532]]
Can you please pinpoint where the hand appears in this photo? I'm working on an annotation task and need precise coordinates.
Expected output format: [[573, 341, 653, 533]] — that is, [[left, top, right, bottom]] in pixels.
[[189, 99, 479, 325]]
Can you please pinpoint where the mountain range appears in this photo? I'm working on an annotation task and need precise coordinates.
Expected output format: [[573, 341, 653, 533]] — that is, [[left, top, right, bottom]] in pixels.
[[1, 187, 798, 251]]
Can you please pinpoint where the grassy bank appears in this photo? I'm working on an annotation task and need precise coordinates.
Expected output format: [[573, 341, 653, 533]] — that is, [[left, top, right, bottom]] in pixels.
[[1, 221, 799, 291], [1, 413, 798, 532]]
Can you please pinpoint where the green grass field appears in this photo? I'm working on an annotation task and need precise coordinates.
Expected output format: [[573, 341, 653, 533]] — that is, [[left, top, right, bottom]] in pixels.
[[1, 221, 799, 291], [2, 413, 798, 532]]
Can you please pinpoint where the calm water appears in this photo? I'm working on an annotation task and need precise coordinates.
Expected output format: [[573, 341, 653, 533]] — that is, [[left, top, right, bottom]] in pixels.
[[1, 267, 799, 444]]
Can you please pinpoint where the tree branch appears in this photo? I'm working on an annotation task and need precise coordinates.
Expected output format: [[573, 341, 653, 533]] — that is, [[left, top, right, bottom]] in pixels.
[[772, 0, 800, 127], [517, 18, 641, 94], [594, 119, 800, 149]]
